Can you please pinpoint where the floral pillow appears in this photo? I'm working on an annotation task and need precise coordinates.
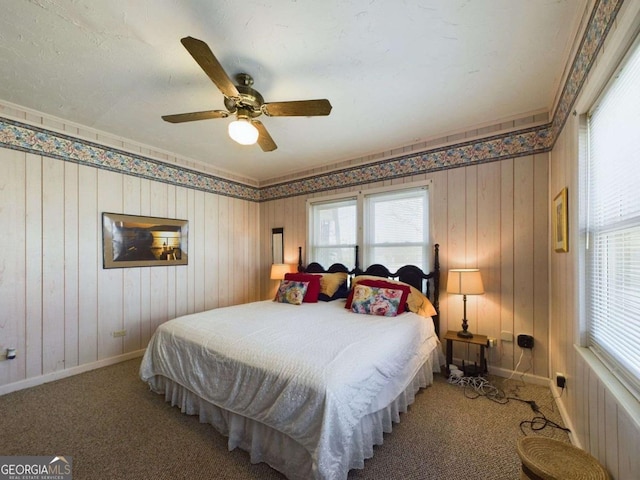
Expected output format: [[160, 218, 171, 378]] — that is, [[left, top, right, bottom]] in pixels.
[[350, 284, 403, 317], [346, 278, 411, 313], [274, 280, 309, 305], [284, 273, 321, 302]]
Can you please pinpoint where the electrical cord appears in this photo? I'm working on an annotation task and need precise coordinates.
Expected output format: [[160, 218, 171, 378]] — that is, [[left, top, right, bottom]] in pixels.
[[448, 370, 510, 404], [505, 347, 533, 384], [447, 370, 572, 436], [520, 411, 571, 436], [553, 384, 566, 399], [448, 374, 508, 403], [506, 349, 525, 381]]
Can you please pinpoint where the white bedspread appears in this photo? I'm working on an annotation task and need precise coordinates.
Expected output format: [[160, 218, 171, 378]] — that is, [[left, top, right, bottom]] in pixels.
[[140, 300, 441, 480]]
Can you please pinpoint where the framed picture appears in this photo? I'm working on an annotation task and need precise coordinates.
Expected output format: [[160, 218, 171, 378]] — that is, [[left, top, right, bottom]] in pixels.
[[553, 187, 568, 253], [102, 212, 188, 268]]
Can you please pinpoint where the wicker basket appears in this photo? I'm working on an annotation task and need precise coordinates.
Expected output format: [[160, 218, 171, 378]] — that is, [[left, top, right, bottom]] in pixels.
[[516, 437, 610, 480]]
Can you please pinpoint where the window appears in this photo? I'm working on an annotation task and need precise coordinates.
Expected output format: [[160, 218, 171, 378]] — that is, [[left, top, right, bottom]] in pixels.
[[585, 38, 640, 398], [308, 184, 430, 272], [308, 198, 357, 268], [364, 189, 429, 271]]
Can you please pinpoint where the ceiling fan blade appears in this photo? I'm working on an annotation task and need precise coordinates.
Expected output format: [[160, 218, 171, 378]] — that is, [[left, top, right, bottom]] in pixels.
[[253, 120, 277, 152], [263, 99, 332, 117], [162, 110, 229, 123], [180, 36, 240, 99]]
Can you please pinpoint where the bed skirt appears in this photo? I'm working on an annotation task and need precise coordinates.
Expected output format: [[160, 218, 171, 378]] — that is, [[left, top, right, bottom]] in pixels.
[[147, 357, 437, 480]]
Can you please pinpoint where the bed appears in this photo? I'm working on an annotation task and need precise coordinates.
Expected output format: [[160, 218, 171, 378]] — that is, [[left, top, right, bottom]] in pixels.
[[139, 245, 443, 480]]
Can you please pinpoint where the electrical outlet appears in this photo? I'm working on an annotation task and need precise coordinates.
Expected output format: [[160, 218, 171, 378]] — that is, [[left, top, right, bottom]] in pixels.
[[112, 330, 127, 338], [1, 347, 16, 360], [517, 334, 534, 349], [486, 337, 497, 348], [556, 372, 566, 388], [501, 331, 513, 342]]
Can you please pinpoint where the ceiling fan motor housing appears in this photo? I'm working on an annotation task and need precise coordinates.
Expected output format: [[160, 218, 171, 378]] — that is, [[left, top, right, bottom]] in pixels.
[[224, 74, 264, 117]]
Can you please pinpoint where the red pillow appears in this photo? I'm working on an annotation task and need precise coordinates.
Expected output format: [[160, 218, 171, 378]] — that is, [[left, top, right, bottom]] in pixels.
[[284, 273, 321, 303], [345, 279, 411, 313]]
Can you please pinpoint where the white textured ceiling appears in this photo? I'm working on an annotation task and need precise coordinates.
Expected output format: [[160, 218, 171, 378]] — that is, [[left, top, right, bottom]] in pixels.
[[0, 0, 586, 183]]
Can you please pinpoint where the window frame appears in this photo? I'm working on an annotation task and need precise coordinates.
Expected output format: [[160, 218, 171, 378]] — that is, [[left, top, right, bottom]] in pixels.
[[579, 33, 640, 401], [307, 196, 358, 268], [306, 180, 432, 271], [362, 187, 430, 272]]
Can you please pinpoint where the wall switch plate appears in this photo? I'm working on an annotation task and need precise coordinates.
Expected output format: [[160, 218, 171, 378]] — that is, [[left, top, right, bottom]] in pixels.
[[112, 330, 127, 338], [517, 334, 534, 349]]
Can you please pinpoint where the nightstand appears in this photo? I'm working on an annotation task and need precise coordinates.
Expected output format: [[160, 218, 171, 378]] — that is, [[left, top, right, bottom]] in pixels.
[[444, 330, 488, 376]]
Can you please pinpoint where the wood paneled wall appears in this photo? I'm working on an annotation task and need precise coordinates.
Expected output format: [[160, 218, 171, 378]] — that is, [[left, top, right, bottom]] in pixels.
[[0, 146, 261, 392], [548, 2, 640, 477], [260, 155, 549, 377]]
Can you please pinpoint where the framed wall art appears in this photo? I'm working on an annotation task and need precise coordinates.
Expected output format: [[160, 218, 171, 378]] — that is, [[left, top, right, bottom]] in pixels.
[[553, 187, 568, 253], [102, 212, 188, 268]]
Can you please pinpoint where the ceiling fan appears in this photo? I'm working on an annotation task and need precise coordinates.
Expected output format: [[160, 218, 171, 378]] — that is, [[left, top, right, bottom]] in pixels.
[[162, 36, 332, 152]]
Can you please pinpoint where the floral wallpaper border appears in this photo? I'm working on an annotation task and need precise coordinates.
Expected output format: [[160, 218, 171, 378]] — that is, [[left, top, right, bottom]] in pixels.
[[261, 125, 553, 200], [550, 0, 623, 139], [0, 0, 622, 203], [0, 118, 260, 202]]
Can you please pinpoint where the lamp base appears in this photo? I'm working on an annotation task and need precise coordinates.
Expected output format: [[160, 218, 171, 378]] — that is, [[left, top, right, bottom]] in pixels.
[[458, 314, 473, 338], [457, 329, 473, 339]]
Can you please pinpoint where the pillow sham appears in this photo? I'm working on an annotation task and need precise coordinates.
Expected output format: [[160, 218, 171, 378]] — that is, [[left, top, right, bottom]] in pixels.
[[318, 282, 350, 301], [350, 285, 403, 317], [345, 278, 411, 313], [347, 275, 437, 317], [317, 272, 349, 297], [407, 286, 438, 318], [284, 273, 321, 302], [274, 280, 309, 305]]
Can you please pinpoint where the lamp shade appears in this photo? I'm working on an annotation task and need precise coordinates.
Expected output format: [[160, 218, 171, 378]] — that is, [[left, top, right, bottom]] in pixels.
[[447, 269, 484, 295], [270, 263, 296, 280], [228, 118, 259, 145]]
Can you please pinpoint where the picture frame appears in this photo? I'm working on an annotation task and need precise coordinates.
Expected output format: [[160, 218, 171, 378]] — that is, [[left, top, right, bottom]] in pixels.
[[553, 187, 568, 253], [102, 212, 188, 268]]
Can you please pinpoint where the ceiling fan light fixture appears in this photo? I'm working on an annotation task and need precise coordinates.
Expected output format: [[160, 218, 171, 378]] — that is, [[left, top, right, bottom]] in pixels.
[[162, 37, 331, 152], [228, 118, 259, 145]]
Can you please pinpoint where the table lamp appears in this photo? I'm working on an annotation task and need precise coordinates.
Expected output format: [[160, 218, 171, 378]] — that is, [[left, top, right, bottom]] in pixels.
[[270, 263, 296, 280], [447, 269, 484, 338]]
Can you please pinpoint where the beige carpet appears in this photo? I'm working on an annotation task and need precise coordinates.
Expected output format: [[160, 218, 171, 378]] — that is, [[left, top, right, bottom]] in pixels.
[[0, 359, 569, 479]]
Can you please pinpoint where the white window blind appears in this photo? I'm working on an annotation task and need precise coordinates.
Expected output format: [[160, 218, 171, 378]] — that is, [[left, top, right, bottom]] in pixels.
[[364, 188, 429, 272], [309, 198, 357, 267], [586, 38, 640, 398]]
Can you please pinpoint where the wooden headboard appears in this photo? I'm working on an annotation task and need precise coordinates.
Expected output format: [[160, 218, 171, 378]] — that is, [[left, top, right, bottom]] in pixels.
[[297, 244, 441, 336]]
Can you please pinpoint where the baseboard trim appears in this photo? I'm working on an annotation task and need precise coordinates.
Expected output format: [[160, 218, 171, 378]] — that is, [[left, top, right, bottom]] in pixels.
[[448, 356, 551, 386], [549, 381, 580, 447], [485, 365, 550, 386], [0, 350, 146, 396]]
